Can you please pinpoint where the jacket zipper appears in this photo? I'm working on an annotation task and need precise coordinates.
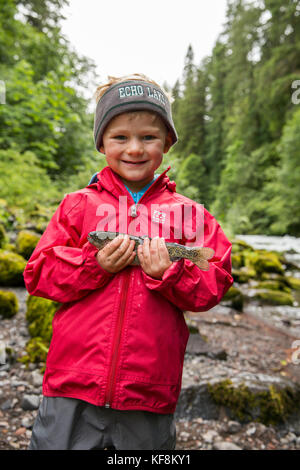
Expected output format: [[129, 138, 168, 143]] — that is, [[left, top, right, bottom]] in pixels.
[[104, 171, 169, 408], [104, 269, 131, 408]]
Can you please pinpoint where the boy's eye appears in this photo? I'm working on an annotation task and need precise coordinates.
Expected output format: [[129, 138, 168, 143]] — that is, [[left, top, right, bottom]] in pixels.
[[113, 135, 127, 140], [143, 135, 156, 141]]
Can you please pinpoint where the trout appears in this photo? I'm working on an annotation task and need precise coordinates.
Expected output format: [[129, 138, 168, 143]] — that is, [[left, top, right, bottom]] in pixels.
[[88, 231, 214, 271]]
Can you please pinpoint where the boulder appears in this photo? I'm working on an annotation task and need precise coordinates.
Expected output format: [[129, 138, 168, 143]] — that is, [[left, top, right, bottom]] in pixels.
[[176, 367, 300, 426], [0, 290, 19, 318], [251, 289, 294, 306], [222, 286, 244, 312], [16, 230, 40, 260], [0, 250, 27, 286]]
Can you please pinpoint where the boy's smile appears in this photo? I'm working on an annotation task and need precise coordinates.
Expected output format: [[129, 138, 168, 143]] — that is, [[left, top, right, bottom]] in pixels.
[[100, 112, 172, 192]]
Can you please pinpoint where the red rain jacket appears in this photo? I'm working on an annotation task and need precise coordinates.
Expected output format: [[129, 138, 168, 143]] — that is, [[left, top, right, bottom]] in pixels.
[[23, 166, 233, 414]]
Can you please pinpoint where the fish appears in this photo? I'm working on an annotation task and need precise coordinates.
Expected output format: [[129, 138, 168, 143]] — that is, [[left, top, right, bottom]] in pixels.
[[88, 231, 215, 271]]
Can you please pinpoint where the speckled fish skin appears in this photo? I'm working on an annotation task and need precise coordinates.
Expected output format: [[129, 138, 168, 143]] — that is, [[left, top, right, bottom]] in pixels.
[[88, 231, 214, 271]]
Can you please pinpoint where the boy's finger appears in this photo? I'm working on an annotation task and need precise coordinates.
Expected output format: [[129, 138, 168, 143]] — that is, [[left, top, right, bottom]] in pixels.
[[150, 237, 160, 261], [159, 238, 171, 262], [102, 234, 124, 255]]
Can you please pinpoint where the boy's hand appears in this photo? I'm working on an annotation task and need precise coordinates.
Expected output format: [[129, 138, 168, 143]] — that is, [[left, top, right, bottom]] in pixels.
[[137, 237, 172, 280], [96, 234, 136, 273]]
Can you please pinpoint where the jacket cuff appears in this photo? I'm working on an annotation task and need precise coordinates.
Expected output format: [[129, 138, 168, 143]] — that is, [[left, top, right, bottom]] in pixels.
[[82, 241, 115, 281], [142, 259, 185, 291]]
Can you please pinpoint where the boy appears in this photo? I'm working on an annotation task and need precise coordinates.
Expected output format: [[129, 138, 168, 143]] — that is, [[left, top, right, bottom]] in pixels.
[[24, 73, 233, 450]]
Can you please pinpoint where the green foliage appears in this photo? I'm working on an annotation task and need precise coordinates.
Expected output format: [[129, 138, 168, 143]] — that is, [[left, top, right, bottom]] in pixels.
[[0, 290, 19, 318], [0, 148, 60, 210], [176, 153, 207, 203], [172, 0, 300, 235]]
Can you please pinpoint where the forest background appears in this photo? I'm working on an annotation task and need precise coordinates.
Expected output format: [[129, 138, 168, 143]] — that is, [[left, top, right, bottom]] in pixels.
[[0, 0, 300, 239]]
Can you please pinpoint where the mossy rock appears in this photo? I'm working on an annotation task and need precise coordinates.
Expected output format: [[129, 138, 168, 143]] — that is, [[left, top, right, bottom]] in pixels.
[[254, 280, 291, 294], [16, 230, 40, 260], [286, 276, 300, 290], [0, 249, 27, 286], [231, 253, 244, 269], [26, 295, 59, 344], [19, 337, 49, 366], [208, 378, 300, 426], [0, 290, 19, 318], [222, 286, 244, 311], [244, 250, 284, 277], [231, 239, 254, 254], [232, 267, 256, 284], [252, 289, 294, 306]]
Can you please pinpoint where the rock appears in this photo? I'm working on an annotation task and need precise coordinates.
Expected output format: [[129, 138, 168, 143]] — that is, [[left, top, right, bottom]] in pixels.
[[0, 290, 19, 318], [251, 289, 294, 306], [31, 370, 43, 387], [21, 394, 40, 411], [202, 430, 220, 443], [176, 363, 300, 425], [0, 399, 13, 411], [213, 441, 242, 450], [0, 250, 27, 287], [15, 427, 26, 436], [21, 417, 33, 429], [186, 334, 227, 360], [15, 231, 40, 260], [226, 421, 241, 434], [222, 286, 244, 312]]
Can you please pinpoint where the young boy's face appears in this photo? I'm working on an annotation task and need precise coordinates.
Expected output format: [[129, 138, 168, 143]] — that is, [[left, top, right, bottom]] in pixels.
[[100, 111, 172, 192]]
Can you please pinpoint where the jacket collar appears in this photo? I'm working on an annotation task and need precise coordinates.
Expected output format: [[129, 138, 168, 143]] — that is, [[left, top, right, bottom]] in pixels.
[[94, 165, 174, 200]]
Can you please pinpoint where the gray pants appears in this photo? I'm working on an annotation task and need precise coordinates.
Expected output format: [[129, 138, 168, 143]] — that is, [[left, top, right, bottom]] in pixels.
[[29, 396, 176, 450]]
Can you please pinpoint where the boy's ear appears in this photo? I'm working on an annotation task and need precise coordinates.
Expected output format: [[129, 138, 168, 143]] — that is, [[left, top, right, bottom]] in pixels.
[[99, 145, 105, 154], [163, 132, 173, 154]]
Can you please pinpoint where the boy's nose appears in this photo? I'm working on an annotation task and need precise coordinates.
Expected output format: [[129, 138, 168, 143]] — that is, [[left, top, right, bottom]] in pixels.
[[127, 138, 143, 156]]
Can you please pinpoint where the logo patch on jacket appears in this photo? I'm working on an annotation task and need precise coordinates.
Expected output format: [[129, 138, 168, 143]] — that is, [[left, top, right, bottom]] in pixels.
[[152, 210, 167, 224]]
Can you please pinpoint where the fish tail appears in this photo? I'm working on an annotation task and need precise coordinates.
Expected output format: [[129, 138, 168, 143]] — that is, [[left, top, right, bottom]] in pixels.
[[191, 247, 214, 271], [194, 259, 210, 271], [194, 246, 215, 261]]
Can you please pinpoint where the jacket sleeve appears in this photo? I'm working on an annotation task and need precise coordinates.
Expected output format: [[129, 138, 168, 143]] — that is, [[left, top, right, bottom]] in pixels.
[[23, 193, 114, 303], [141, 210, 233, 312]]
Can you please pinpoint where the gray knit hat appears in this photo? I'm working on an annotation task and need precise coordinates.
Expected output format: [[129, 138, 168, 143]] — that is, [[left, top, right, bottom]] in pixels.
[[93, 80, 178, 152]]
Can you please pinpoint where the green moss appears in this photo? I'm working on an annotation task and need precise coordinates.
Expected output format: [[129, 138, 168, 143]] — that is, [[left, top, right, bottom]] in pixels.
[[16, 230, 40, 260], [232, 267, 256, 283], [19, 337, 49, 366], [20, 295, 60, 366], [231, 239, 254, 253], [231, 253, 244, 269], [222, 286, 244, 311], [255, 280, 291, 294], [286, 276, 300, 290], [244, 250, 284, 277], [208, 379, 300, 425], [253, 289, 294, 306], [0, 290, 19, 318], [26, 295, 59, 343], [0, 249, 27, 286]]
